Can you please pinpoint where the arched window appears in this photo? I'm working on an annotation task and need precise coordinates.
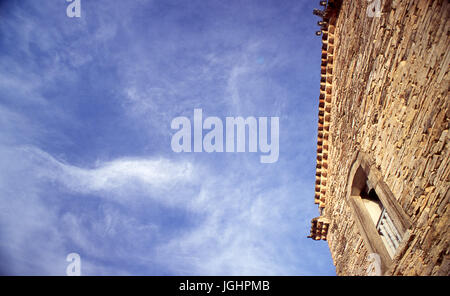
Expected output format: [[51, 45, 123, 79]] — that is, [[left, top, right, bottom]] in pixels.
[[347, 153, 411, 273]]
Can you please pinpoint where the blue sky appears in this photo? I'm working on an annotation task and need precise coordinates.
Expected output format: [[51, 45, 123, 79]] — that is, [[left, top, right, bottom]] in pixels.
[[0, 0, 334, 275]]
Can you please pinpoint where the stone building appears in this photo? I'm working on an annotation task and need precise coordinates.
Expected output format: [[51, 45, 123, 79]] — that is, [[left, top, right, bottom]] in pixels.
[[307, 0, 449, 275]]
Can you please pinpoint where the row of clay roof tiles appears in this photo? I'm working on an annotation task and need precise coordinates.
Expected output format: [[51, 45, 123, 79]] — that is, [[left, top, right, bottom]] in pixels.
[[309, 0, 341, 241]]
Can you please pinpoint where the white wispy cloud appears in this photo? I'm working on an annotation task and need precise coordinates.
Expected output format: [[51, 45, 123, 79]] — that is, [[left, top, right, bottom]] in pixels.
[[16, 146, 195, 204]]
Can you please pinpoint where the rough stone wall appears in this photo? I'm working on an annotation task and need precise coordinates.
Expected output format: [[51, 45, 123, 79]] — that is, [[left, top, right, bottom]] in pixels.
[[323, 0, 449, 275]]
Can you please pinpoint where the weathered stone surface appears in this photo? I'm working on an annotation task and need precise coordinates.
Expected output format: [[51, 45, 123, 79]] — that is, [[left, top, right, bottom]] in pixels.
[[310, 0, 449, 275]]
